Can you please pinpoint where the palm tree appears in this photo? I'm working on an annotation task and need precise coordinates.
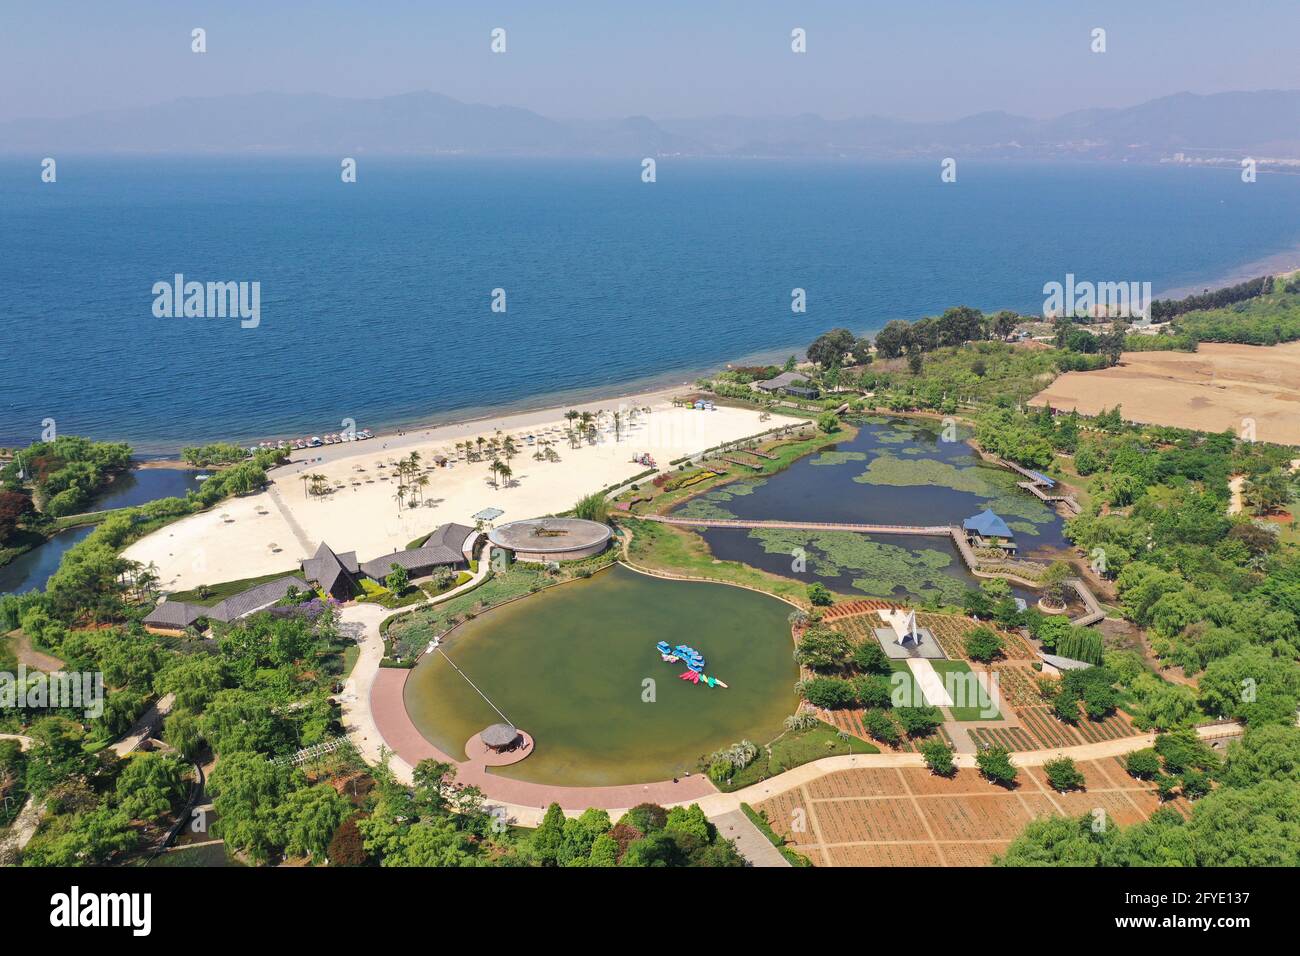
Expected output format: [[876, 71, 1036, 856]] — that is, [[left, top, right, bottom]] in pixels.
[[475, 436, 486, 459], [309, 473, 327, 497], [565, 410, 580, 430], [415, 473, 430, 506], [502, 436, 518, 461], [612, 411, 623, 442], [489, 458, 504, 489], [394, 486, 406, 513], [496, 460, 513, 488]]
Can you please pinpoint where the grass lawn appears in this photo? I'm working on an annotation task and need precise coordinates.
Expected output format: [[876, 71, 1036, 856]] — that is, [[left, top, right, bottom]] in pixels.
[[712, 721, 879, 792], [740, 803, 814, 866], [168, 569, 306, 606], [930, 659, 1003, 721], [384, 553, 616, 660], [623, 517, 828, 606], [340, 643, 360, 680]]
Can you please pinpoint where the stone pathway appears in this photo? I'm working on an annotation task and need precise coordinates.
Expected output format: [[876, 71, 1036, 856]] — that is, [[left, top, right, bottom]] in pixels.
[[709, 808, 790, 867], [265, 482, 315, 555]]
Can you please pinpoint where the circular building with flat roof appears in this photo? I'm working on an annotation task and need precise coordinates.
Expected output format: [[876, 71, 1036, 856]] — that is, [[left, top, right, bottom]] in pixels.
[[488, 517, 612, 563]]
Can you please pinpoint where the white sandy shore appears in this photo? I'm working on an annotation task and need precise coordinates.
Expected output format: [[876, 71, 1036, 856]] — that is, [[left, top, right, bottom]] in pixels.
[[124, 387, 775, 592]]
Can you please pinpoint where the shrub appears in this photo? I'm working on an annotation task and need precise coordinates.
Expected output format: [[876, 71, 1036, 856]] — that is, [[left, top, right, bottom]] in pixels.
[[963, 626, 1003, 662], [976, 745, 1018, 785], [851, 641, 890, 674], [921, 740, 955, 776], [806, 582, 833, 606], [801, 677, 857, 710], [1125, 748, 1161, 779], [862, 709, 900, 746], [895, 706, 944, 738], [853, 674, 893, 709], [1043, 757, 1085, 792], [327, 814, 370, 866]]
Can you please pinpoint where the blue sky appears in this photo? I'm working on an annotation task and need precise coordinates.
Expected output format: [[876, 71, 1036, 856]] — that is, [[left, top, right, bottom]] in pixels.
[[2, 0, 1296, 122]]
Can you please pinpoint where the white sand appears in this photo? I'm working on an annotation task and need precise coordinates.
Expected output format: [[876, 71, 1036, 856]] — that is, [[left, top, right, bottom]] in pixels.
[[125, 392, 774, 592]]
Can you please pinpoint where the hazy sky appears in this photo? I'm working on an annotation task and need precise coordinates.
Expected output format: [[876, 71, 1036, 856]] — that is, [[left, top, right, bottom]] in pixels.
[[2, 0, 1297, 123]]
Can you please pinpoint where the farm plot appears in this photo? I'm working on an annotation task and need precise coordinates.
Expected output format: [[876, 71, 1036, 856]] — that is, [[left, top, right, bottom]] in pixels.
[[990, 664, 1045, 708], [920, 793, 1056, 841], [938, 841, 1013, 867], [1011, 705, 1081, 749], [969, 725, 1037, 750], [826, 843, 944, 867], [751, 752, 1179, 867], [815, 796, 933, 843], [805, 767, 908, 800]]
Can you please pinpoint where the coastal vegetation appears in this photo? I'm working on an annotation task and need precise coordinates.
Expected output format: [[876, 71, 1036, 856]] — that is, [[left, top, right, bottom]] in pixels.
[[1, 435, 131, 518], [6, 278, 1300, 869]]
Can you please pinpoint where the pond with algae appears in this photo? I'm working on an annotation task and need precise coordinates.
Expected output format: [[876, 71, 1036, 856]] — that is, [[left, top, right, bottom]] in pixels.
[[672, 416, 1066, 605]]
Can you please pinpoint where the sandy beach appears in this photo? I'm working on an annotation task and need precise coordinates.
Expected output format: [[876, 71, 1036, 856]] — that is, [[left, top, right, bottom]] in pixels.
[[124, 386, 776, 592]]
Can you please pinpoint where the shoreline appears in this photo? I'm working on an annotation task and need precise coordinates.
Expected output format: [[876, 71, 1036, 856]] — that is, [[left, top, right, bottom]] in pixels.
[[19, 246, 1300, 461]]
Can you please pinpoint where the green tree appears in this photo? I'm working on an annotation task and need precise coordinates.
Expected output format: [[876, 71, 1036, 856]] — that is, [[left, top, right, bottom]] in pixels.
[[806, 582, 833, 606], [975, 745, 1018, 786], [385, 564, 410, 594], [279, 785, 352, 860], [921, 740, 956, 776], [116, 752, 187, 822], [1043, 757, 1085, 792], [963, 626, 1003, 662]]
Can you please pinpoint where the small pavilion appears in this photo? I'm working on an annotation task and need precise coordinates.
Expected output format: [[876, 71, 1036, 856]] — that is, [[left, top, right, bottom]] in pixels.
[[962, 509, 1017, 554], [479, 723, 522, 752]]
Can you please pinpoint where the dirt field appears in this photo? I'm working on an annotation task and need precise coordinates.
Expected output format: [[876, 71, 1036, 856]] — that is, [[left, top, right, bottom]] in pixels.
[[753, 758, 1190, 866], [1029, 341, 1300, 445]]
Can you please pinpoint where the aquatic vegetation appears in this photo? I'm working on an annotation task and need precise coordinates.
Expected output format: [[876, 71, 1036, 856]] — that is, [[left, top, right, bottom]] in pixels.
[[748, 528, 967, 605], [853, 452, 1055, 532], [809, 451, 868, 466], [674, 478, 765, 520]]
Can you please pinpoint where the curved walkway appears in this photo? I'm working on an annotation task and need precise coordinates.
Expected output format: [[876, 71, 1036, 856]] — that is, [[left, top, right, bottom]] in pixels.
[[689, 720, 1245, 818]]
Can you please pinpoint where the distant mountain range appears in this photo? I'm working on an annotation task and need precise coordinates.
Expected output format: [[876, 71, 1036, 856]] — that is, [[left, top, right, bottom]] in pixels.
[[4, 89, 1300, 160]]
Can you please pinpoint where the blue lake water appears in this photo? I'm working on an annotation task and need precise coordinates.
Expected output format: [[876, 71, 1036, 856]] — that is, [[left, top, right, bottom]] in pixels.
[[3, 157, 1300, 453]]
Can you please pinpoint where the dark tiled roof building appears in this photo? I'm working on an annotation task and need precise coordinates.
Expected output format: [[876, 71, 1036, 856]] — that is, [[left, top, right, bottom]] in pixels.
[[142, 575, 303, 632], [359, 523, 476, 583], [301, 542, 360, 600]]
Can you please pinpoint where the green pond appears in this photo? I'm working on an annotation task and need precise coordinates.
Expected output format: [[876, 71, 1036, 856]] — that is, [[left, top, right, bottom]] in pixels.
[[403, 564, 798, 786]]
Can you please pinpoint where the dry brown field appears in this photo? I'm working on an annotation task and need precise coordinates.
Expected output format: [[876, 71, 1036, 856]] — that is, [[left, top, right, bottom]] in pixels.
[[1029, 341, 1300, 445]]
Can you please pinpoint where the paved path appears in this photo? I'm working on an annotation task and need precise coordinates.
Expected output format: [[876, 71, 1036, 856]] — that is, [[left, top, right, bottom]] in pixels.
[[265, 482, 315, 555], [0, 734, 34, 752], [340, 539, 1228, 829], [0, 796, 44, 860], [709, 808, 790, 867], [688, 720, 1246, 818], [111, 693, 175, 758]]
